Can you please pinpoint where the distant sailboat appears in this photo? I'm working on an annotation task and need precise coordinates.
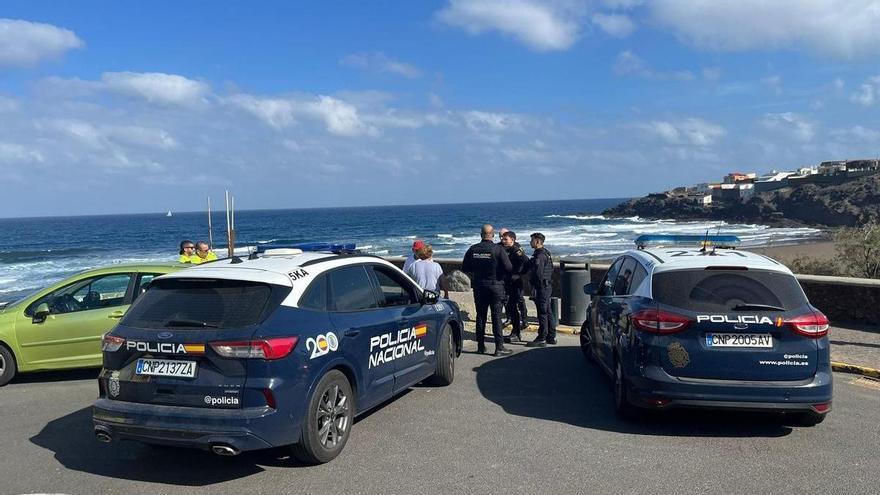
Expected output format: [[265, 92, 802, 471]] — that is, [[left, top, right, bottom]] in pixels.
[[166, 210, 173, 217]]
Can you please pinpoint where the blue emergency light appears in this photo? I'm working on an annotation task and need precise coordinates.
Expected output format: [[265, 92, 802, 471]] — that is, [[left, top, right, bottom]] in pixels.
[[634, 234, 741, 249], [256, 242, 357, 254]]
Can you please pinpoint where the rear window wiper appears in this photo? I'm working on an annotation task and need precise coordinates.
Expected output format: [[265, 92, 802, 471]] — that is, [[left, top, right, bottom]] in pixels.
[[164, 319, 219, 328], [730, 304, 786, 312]]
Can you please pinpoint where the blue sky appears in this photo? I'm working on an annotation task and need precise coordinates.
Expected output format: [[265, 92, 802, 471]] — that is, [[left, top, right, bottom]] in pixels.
[[2, 1, 880, 217]]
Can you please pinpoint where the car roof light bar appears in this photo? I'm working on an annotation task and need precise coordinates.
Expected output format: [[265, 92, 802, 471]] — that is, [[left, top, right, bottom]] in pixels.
[[634, 234, 741, 250], [256, 242, 358, 255]]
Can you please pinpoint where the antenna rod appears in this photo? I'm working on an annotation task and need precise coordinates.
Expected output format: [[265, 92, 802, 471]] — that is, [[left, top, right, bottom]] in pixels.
[[207, 196, 213, 250], [225, 190, 232, 258]]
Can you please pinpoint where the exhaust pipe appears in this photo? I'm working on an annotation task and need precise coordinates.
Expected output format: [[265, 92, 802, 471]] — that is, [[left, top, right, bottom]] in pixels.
[[211, 444, 240, 456], [94, 426, 113, 443]]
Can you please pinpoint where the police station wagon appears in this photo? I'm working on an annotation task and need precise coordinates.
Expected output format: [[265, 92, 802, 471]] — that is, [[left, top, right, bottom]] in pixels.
[[580, 235, 832, 426], [93, 244, 463, 463]]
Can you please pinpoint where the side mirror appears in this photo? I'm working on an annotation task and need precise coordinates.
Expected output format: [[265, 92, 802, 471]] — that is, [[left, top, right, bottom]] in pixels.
[[32, 302, 50, 324], [422, 289, 439, 305], [583, 282, 598, 296]]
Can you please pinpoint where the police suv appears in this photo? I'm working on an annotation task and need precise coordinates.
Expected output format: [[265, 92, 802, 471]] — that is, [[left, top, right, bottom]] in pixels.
[[93, 244, 463, 463], [580, 235, 832, 425]]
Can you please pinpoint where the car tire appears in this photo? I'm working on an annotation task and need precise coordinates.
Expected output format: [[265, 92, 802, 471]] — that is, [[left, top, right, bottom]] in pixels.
[[791, 411, 826, 427], [613, 357, 639, 420], [426, 324, 454, 386], [0, 345, 17, 387], [291, 370, 354, 464], [579, 320, 594, 362]]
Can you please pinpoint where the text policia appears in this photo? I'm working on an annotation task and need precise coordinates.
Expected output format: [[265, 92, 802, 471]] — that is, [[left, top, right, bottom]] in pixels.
[[369, 323, 428, 369]]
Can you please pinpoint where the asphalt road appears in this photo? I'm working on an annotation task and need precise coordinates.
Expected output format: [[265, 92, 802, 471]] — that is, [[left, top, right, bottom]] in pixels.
[[1, 335, 878, 495]]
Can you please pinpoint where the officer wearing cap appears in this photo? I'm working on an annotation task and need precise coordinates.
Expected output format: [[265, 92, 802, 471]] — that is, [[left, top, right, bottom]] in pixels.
[[526, 232, 556, 347], [462, 224, 513, 356], [501, 231, 529, 343]]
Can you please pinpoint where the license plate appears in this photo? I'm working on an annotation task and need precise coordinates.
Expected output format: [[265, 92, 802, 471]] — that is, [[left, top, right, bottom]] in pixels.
[[136, 358, 197, 378], [706, 333, 773, 348]]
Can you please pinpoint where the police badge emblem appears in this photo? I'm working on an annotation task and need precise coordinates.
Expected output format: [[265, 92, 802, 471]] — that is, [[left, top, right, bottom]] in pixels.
[[108, 372, 121, 398], [667, 341, 690, 368]]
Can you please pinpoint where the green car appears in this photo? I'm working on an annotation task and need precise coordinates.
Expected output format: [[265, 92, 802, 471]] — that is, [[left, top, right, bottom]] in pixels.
[[0, 262, 185, 386]]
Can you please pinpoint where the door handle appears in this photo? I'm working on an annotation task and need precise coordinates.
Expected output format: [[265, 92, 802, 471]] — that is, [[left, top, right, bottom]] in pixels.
[[108, 310, 125, 319], [343, 329, 360, 337]]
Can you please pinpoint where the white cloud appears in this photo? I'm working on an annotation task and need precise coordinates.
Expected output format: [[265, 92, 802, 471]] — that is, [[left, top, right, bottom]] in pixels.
[[613, 50, 694, 81], [849, 76, 880, 106], [831, 125, 880, 142], [436, 0, 584, 51], [761, 112, 815, 142], [101, 72, 210, 107], [462, 110, 523, 132], [229, 93, 377, 137], [639, 118, 726, 146], [105, 125, 178, 150], [340, 52, 421, 79], [590, 13, 636, 38], [0, 18, 83, 66], [0, 96, 19, 112], [650, 0, 880, 59], [0, 141, 44, 163]]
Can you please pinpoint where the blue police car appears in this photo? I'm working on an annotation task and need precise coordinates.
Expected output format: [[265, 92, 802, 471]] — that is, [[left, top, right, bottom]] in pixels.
[[92, 245, 463, 463], [580, 235, 832, 425]]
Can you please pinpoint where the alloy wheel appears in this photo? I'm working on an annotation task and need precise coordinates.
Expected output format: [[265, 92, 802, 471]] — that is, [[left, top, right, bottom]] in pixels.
[[316, 384, 350, 448]]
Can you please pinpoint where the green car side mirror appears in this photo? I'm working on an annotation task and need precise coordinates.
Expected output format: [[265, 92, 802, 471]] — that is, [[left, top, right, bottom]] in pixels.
[[32, 303, 50, 324]]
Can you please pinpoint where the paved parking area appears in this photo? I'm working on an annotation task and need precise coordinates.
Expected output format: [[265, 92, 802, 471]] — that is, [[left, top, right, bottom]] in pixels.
[[1, 335, 878, 495]]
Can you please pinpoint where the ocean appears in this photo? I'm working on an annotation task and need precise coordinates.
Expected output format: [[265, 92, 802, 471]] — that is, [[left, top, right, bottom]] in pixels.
[[0, 198, 822, 302]]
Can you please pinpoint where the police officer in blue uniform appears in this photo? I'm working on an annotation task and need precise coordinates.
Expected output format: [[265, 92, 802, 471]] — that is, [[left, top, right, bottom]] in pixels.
[[501, 231, 529, 343], [526, 232, 556, 347], [462, 224, 513, 356]]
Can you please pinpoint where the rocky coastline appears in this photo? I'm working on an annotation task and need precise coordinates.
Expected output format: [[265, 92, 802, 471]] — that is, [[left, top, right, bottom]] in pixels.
[[602, 174, 880, 227]]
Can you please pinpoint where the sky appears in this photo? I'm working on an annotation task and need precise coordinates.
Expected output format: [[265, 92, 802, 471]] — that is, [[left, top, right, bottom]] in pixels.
[[2, 0, 880, 217]]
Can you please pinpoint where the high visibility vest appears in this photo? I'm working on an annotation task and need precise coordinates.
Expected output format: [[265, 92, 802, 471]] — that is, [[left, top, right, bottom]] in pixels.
[[192, 252, 218, 264], [178, 254, 193, 263]]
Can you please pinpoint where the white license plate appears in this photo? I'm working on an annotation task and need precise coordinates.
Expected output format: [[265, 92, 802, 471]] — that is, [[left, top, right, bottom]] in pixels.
[[136, 358, 197, 378], [706, 333, 773, 348]]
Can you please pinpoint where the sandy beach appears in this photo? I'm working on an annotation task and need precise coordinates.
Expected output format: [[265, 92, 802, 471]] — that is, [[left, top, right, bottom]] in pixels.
[[750, 241, 837, 264]]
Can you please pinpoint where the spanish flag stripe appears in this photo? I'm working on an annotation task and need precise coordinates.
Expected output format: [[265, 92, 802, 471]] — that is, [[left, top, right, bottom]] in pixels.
[[183, 344, 206, 354], [414, 323, 427, 338]]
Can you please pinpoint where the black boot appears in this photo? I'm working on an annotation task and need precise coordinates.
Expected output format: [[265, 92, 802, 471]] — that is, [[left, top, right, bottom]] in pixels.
[[503, 333, 521, 344], [494, 346, 513, 356], [525, 337, 546, 348]]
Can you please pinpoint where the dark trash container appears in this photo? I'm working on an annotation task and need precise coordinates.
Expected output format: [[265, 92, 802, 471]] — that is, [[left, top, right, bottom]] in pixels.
[[560, 258, 591, 326]]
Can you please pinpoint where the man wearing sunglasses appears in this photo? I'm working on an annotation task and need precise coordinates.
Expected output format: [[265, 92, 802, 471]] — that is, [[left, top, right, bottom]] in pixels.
[[178, 240, 195, 263]]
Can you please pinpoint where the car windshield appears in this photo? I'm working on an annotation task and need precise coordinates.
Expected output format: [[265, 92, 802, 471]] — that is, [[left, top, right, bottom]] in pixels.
[[652, 269, 809, 312], [0, 289, 41, 311]]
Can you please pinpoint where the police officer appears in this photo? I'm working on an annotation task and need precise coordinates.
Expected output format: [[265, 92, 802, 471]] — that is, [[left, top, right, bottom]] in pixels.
[[501, 231, 529, 343], [462, 224, 513, 356], [526, 232, 556, 347]]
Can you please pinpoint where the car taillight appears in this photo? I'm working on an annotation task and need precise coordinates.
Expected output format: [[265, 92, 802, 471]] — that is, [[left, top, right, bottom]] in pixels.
[[786, 311, 829, 338], [631, 309, 691, 334], [210, 337, 299, 360], [102, 334, 125, 352]]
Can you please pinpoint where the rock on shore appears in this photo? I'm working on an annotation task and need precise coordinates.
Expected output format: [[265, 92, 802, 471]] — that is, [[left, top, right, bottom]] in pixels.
[[603, 175, 880, 227]]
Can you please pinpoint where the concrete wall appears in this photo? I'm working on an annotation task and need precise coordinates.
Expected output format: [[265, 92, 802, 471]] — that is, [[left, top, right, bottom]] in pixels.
[[392, 257, 880, 325]]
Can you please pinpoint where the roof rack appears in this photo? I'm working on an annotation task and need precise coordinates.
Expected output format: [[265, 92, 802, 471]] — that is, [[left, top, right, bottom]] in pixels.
[[635, 234, 741, 250]]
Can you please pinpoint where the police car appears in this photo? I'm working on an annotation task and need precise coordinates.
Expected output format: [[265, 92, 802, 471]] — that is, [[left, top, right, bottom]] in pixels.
[[580, 235, 832, 425], [92, 244, 463, 463]]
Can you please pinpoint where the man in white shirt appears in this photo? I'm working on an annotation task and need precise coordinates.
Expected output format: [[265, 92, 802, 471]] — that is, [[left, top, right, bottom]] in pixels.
[[403, 239, 425, 273]]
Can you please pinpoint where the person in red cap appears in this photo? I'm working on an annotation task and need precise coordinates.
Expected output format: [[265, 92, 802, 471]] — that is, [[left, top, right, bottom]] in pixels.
[[403, 239, 425, 273]]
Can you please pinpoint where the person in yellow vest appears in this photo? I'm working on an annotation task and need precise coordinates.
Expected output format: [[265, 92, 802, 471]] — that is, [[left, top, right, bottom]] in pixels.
[[192, 241, 218, 264], [178, 240, 195, 263]]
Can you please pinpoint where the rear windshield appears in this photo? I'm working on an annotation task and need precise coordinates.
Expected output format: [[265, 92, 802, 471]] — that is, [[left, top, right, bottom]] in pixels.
[[652, 269, 808, 312], [121, 278, 288, 329]]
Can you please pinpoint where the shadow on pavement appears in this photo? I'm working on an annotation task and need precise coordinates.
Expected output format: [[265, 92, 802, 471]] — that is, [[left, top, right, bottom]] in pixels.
[[29, 389, 417, 485], [10, 368, 100, 384], [474, 345, 793, 438]]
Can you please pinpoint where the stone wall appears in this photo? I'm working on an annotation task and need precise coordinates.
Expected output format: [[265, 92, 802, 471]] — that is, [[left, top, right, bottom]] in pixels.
[[390, 257, 880, 325]]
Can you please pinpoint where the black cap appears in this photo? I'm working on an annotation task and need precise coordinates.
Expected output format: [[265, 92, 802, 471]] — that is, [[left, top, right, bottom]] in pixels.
[[530, 232, 545, 242]]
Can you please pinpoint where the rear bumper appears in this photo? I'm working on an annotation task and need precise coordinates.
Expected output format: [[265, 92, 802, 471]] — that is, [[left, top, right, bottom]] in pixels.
[[92, 398, 299, 452], [628, 365, 833, 413]]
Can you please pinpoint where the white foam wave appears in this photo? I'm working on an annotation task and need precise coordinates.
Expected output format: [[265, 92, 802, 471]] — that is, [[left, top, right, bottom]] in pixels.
[[544, 214, 606, 221]]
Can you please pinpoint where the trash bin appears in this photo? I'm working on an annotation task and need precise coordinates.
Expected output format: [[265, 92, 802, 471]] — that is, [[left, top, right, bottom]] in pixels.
[[560, 257, 591, 326]]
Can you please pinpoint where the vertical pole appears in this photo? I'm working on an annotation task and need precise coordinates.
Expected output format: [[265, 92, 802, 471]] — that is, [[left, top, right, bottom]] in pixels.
[[230, 195, 236, 257], [225, 190, 232, 258], [207, 196, 213, 250]]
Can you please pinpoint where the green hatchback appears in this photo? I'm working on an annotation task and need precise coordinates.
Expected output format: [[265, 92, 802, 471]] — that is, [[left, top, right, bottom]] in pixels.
[[0, 262, 185, 385]]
